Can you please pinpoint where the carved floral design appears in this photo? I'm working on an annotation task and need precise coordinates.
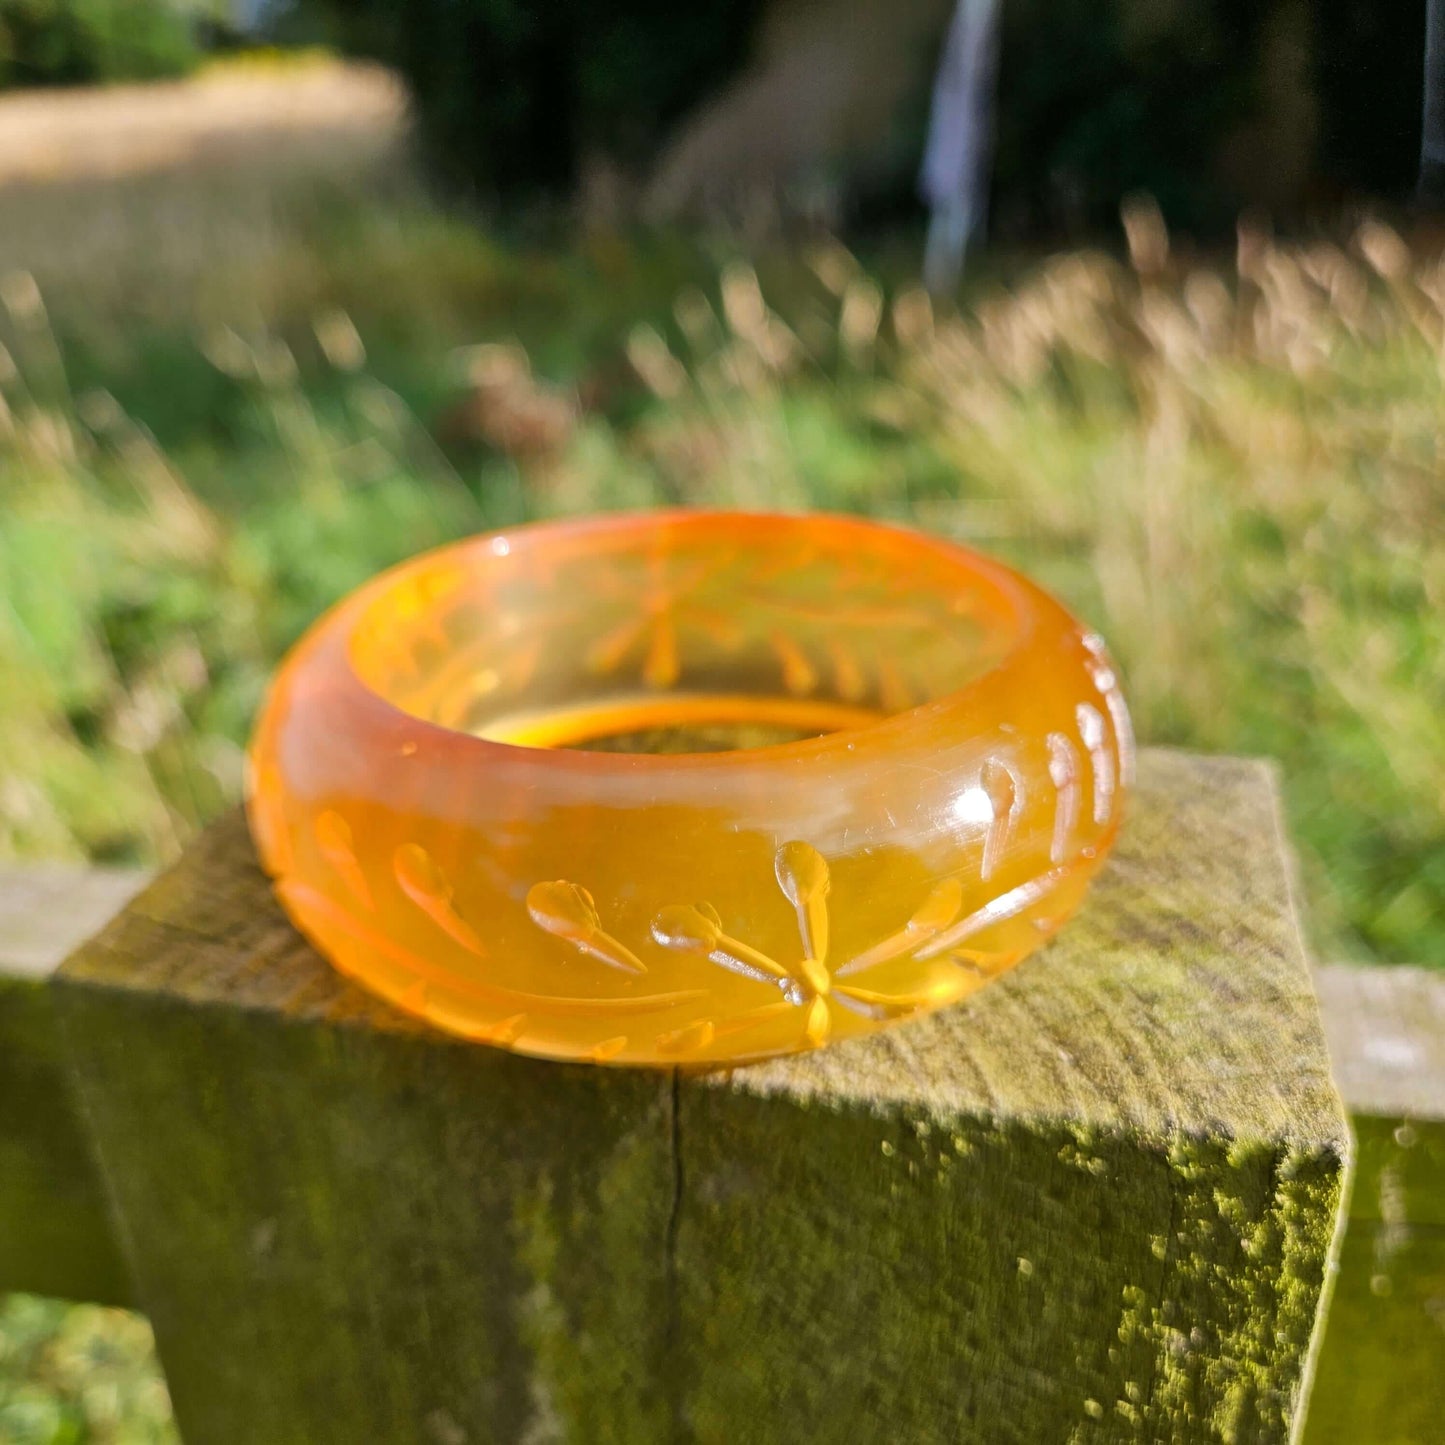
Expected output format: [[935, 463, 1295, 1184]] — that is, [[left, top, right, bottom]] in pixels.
[[521, 837, 1060, 1057], [1082, 633, 1135, 787], [393, 843, 489, 956], [303, 665, 1121, 1063], [647, 848, 965, 1052], [583, 554, 744, 689]]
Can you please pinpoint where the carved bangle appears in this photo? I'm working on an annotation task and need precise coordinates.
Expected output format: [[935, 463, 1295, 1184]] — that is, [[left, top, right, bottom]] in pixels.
[[246, 511, 1133, 1066]]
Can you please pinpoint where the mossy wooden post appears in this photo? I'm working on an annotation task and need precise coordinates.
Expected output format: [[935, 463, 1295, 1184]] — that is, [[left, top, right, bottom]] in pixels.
[[1302, 966, 1445, 1445], [0, 867, 144, 1305], [54, 750, 1351, 1444]]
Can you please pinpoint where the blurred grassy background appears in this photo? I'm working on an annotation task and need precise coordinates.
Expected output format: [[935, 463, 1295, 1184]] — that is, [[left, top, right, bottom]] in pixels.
[[2, 61, 1440, 967], [0, 53, 1442, 1443]]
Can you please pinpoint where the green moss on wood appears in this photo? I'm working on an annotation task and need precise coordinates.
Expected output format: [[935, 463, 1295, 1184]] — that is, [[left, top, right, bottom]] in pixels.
[[509, 1088, 675, 1443], [1299, 1119, 1445, 1445], [0, 976, 131, 1305], [671, 1091, 1345, 1443], [56, 987, 683, 1444], [51, 750, 1350, 1443]]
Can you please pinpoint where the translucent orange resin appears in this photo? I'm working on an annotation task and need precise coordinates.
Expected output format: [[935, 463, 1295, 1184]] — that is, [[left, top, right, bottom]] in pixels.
[[245, 511, 1133, 1066]]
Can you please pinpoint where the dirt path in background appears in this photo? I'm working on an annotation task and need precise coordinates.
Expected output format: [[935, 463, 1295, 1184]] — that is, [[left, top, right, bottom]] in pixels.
[[0, 61, 406, 186], [0, 61, 412, 314]]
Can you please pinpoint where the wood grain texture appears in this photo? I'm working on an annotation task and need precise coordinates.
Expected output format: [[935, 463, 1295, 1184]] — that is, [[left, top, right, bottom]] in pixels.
[[54, 749, 1350, 1444], [0, 977, 135, 1305], [0, 867, 146, 1303]]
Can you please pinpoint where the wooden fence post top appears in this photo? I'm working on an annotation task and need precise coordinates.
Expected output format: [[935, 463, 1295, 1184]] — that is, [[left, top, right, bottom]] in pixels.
[[0, 865, 149, 1305], [52, 748, 1351, 1443], [738, 750, 1348, 1149], [60, 748, 1348, 1151]]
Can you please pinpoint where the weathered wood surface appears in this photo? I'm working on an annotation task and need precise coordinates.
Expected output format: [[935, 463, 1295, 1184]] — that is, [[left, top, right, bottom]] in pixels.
[[46, 748, 1349, 1444], [0, 867, 150, 980], [1314, 963, 1445, 1121], [0, 866, 146, 1305]]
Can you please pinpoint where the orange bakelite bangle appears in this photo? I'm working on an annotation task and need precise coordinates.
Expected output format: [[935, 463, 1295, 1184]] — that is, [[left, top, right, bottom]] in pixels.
[[246, 511, 1133, 1067]]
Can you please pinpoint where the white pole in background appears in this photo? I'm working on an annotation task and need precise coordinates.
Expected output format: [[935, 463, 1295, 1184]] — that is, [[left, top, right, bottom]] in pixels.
[[1422, 0, 1445, 206], [919, 0, 1003, 295]]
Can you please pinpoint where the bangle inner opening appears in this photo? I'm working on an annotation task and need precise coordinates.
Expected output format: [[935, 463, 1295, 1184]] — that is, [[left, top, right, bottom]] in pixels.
[[348, 521, 1020, 754]]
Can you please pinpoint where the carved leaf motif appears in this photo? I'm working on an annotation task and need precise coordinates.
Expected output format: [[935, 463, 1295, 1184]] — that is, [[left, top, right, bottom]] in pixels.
[[834, 877, 964, 980], [835, 975, 961, 1014], [393, 843, 488, 956], [585, 613, 648, 676], [1075, 702, 1114, 825], [770, 630, 818, 695], [658, 1019, 717, 1055], [578, 555, 739, 691], [315, 809, 374, 911], [393, 842, 446, 904], [1046, 733, 1080, 866], [1083, 632, 1135, 785], [642, 614, 679, 689], [526, 880, 601, 940], [914, 866, 1068, 962], [484, 1013, 528, 1045], [980, 758, 1021, 882], [278, 880, 699, 1017], [878, 657, 913, 714], [827, 640, 867, 702], [908, 877, 964, 935], [526, 880, 646, 974], [651, 902, 721, 952], [507, 811, 1087, 1059], [774, 840, 830, 963], [804, 995, 832, 1047], [652, 902, 785, 985]]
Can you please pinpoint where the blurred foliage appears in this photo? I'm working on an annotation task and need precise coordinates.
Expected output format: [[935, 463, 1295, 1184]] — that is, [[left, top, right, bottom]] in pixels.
[[0, 0, 202, 88], [993, 0, 1266, 234], [313, 0, 766, 197], [0, 1295, 173, 1443], [287, 0, 1431, 225], [0, 0, 1406, 227], [994, 0, 1429, 233]]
